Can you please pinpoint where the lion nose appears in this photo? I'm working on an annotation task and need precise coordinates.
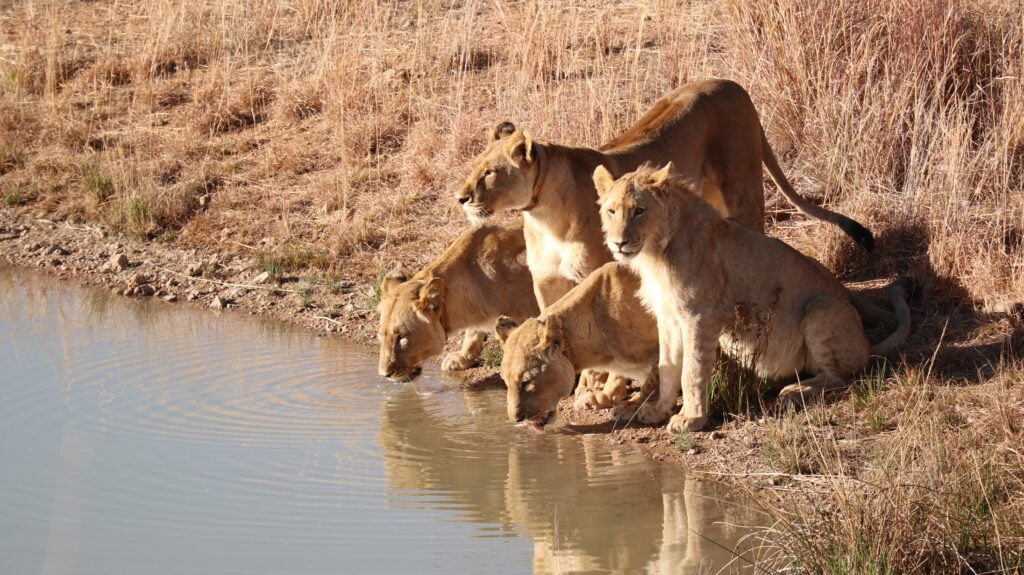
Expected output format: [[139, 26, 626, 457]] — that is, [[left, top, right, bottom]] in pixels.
[[614, 240, 629, 250]]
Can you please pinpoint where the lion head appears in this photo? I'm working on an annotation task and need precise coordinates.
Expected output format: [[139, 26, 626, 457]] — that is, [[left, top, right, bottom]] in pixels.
[[594, 162, 681, 262], [376, 269, 447, 382], [455, 122, 540, 223], [495, 315, 575, 431]]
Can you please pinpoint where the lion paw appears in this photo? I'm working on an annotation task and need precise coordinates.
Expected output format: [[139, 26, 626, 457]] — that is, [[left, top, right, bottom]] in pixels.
[[777, 383, 821, 408], [636, 403, 673, 426], [574, 390, 611, 410], [441, 352, 477, 372], [667, 414, 708, 433]]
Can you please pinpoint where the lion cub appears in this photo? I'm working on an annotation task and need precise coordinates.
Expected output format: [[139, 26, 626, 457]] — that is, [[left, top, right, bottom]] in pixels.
[[594, 163, 911, 432], [377, 224, 539, 382], [494, 263, 658, 430]]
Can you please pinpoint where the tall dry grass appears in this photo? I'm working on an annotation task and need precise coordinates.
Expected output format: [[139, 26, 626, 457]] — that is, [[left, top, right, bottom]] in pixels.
[[1, 1, 1023, 570]]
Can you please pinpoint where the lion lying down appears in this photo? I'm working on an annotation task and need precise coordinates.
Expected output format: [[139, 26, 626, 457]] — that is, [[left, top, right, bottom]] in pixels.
[[595, 162, 911, 432], [376, 223, 539, 382]]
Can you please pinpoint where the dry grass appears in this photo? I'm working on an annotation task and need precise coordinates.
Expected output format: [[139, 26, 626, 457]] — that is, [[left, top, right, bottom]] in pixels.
[[751, 360, 1024, 573], [2, 0, 1023, 570]]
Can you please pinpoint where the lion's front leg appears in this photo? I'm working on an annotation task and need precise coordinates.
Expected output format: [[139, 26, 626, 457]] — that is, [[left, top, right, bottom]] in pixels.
[[635, 317, 684, 425], [441, 329, 486, 372], [667, 317, 720, 433]]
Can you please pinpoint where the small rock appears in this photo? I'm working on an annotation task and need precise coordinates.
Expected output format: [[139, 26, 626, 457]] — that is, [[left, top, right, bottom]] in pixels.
[[106, 253, 130, 272], [685, 448, 700, 456], [710, 431, 725, 440], [343, 302, 356, 312], [185, 263, 202, 277], [210, 296, 231, 310], [48, 244, 70, 256], [252, 271, 270, 284], [135, 284, 155, 297], [163, 294, 178, 303], [48, 257, 63, 266], [186, 291, 200, 301], [770, 475, 786, 486], [132, 272, 150, 286], [198, 194, 211, 208], [122, 286, 136, 297]]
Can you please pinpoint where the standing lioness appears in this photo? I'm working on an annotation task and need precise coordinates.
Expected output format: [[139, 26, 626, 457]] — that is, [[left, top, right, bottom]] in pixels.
[[596, 163, 910, 433], [377, 224, 539, 382], [456, 79, 872, 310]]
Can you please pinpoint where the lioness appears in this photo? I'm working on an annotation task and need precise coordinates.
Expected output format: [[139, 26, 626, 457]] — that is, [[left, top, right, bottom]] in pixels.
[[595, 162, 910, 432], [377, 223, 539, 382], [494, 262, 659, 430], [456, 79, 872, 310]]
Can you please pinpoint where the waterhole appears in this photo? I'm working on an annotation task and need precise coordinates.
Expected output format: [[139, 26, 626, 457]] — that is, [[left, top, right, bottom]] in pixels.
[[0, 267, 760, 574]]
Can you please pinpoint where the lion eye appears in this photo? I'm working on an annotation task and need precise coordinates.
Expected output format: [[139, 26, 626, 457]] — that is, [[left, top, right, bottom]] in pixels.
[[607, 208, 616, 216], [484, 169, 495, 178], [633, 207, 646, 217]]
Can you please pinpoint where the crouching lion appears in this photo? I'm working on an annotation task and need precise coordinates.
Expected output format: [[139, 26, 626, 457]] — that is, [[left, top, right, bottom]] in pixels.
[[377, 223, 539, 382], [595, 162, 911, 433], [494, 262, 659, 430]]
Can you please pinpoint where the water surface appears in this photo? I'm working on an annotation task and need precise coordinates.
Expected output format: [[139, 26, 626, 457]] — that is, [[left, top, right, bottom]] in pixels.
[[0, 267, 758, 574]]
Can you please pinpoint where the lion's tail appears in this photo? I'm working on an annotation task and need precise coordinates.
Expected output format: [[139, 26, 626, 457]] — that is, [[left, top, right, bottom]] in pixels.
[[760, 129, 875, 252], [869, 279, 912, 356]]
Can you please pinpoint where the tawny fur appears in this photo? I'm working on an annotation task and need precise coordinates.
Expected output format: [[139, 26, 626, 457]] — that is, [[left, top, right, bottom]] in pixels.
[[595, 163, 910, 432], [377, 223, 539, 382], [494, 263, 659, 428], [456, 78, 873, 311]]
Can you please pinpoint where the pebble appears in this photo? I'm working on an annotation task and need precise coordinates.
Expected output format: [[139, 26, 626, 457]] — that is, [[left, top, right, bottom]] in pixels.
[[163, 294, 178, 303], [132, 272, 150, 286], [186, 292, 200, 301], [210, 296, 229, 310], [686, 448, 700, 456], [135, 284, 155, 297], [48, 244, 70, 256], [710, 431, 725, 440], [186, 263, 202, 277], [252, 271, 270, 284], [106, 253, 130, 272]]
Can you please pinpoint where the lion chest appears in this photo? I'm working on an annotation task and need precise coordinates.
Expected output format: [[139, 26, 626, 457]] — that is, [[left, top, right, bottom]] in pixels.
[[524, 227, 592, 283]]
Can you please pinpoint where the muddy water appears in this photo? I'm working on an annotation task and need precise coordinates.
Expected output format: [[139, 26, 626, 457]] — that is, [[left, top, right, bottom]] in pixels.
[[0, 267, 760, 574]]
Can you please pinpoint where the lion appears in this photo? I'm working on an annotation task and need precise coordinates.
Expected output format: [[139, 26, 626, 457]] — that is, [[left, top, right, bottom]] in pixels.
[[594, 162, 911, 432], [456, 79, 873, 311], [494, 262, 659, 430], [376, 223, 539, 382]]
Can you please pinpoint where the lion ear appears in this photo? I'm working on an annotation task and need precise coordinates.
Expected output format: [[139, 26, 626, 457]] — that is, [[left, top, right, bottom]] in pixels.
[[495, 315, 519, 344], [650, 162, 677, 188], [380, 266, 408, 299], [417, 277, 446, 312], [593, 165, 615, 201], [541, 315, 563, 350], [491, 121, 517, 142], [504, 131, 534, 167]]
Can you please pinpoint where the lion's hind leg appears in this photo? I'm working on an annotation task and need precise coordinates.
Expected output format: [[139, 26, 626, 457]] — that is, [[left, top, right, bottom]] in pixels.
[[777, 295, 870, 407]]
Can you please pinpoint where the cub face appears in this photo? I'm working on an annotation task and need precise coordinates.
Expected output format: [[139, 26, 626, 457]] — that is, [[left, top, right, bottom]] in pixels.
[[593, 163, 676, 262], [495, 315, 575, 431], [376, 271, 447, 382], [455, 122, 539, 223]]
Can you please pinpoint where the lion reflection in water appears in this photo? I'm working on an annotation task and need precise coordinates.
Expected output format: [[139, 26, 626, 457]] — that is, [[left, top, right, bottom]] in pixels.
[[377, 385, 758, 572]]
